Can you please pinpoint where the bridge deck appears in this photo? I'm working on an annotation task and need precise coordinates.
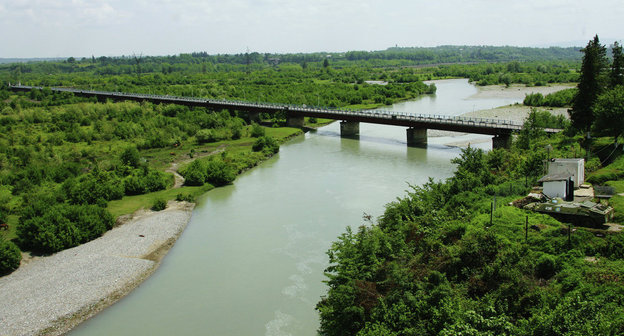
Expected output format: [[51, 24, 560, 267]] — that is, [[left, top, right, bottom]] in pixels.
[[7, 85, 561, 135]]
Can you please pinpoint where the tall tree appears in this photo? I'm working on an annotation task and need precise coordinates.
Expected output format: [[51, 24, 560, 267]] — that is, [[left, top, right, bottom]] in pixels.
[[570, 35, 608, 133], [611, 41, 624, 87], [592, 86, 624, 140]]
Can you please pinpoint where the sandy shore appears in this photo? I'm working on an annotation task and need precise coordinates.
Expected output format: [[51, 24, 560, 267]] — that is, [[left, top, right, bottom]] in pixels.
[[439, 83, 572, 147], [0, 201, 194, 336]]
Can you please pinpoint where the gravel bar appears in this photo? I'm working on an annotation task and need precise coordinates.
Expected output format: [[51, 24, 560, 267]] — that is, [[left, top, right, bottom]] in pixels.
[[0, 201, 194, 336]]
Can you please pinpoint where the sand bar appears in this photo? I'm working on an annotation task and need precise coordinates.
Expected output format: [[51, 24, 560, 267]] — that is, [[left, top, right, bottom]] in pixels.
[[0, 201, 194, 336]]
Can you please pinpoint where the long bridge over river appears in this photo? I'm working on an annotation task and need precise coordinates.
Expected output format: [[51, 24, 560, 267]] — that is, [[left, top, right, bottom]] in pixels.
[[8, 85, 561, 148]]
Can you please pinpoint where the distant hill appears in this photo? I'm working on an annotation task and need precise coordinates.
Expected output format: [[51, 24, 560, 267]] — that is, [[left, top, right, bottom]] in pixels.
[[0, 58, 65, 64]]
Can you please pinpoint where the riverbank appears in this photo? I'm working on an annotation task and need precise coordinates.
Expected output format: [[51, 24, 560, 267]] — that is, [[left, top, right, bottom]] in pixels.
[[439, 83, 571, 147], [0, 201, 194, 336]]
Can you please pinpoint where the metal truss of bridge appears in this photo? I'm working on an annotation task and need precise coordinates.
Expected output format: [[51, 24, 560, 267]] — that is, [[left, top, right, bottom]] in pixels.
[[8, 85, 561, 149]]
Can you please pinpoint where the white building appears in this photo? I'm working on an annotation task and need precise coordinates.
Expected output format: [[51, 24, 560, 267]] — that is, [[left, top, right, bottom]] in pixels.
[[539, 173, 572, 199], [547, 158, 584, 188]]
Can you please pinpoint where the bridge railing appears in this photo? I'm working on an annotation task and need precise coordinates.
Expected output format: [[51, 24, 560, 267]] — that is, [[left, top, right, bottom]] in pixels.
[[9, 84, 529, 131]]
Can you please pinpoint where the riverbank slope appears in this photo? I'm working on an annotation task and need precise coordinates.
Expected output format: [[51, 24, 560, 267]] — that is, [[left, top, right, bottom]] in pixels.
[[0, 201, 193, 336]]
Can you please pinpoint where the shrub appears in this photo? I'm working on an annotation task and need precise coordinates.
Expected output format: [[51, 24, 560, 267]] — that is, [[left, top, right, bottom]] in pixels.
[[17, 203, 114, 253], [205, 160, 236, 186], [536, 254, 557, 279], [176, 193, 195, 202], [120, 146, 141, 168], [250, 122, 265, 137], [252, 136, 279, 154], [123, 168, 170, 195], [0, 237, 21, 276], [151, 199, 167, 211], [196, 129, 217, 144], [180, 160, 206, 186]]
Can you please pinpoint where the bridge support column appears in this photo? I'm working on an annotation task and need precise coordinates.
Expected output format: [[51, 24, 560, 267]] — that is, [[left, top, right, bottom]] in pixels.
[[286, 114, 305, 128], [492, 134, 512, 149], [248, 112, 260, 123], [406, 128, 427, 147], [340, 121, 360, 138]]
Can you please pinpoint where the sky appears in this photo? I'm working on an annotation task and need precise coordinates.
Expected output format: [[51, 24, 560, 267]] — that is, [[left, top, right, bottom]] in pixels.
[[0, 0, 623, 58]]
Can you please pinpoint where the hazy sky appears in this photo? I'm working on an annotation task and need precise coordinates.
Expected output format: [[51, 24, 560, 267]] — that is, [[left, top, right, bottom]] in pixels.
[[1, 0, 623, 58]]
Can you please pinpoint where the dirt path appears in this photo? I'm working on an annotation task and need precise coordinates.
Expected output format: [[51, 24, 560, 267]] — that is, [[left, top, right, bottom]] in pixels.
[[165, 145, 227, 189]]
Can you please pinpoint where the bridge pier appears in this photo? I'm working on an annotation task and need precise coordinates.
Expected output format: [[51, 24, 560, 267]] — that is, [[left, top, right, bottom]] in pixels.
[[492, 134, 512, 149], [340, 121, 360, 138], [286, 114, 305, 128], [406, 128, 427, 147], [248, 112, 260, 123]]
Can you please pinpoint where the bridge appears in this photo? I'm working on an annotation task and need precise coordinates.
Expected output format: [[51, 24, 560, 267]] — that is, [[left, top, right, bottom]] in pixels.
[[8, 84, 561, 148]]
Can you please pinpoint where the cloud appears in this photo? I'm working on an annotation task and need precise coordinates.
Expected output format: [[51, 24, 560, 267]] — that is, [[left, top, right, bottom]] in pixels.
[[1, 0, 623, 57]]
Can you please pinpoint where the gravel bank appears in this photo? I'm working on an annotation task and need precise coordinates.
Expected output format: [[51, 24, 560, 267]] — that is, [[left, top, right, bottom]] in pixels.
[[0, 201, 194, 336], [438, 84, 572, 147]]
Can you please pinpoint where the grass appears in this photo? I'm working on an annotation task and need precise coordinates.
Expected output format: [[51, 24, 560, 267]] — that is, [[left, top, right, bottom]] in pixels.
[[609, 195, 624, 224], [0, 215, 19, 241], [106, 184, 214, 218], [107, 125, 303, 218], [606, 181, 624, 193]]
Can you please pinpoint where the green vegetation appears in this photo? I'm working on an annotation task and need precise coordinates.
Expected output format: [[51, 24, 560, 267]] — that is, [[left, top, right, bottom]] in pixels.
[[0, 236, 20, 276], [0, 82, 301, 270], [523, 88, 577, 107], [0, 43, 609, 322], [317, 122, 624, 335], [151, 198, 167, 211]]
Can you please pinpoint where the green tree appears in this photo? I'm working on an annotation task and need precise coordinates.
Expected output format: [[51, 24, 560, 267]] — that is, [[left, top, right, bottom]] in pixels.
[[592, 85, 624, 140], [181, 160, 206, 186], [611, 41, 624, 87], [570, 35, 609, 133], [250, 122, 265, 137], [120, 146, 141, 168]]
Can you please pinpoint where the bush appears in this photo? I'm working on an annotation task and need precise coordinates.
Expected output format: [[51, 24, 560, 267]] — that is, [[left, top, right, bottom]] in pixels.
[[119, 146, 141, 168], [17, 203, 114, 253], [123, 168, 170, 195], [250, 122, 265, 137], [63, 168, 124, 205], [0, 237, 21, 276], [151, 198, 167, 211], [536, 254, 557, 279], [205, 160, 236, 186], [252, 136, 279, 154], [176, 193, 195, 202], [180, 160, 206, 186], [196, 129, 217, 144]]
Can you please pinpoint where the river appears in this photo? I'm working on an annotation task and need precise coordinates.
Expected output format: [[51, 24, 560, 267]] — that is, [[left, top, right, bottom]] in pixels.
[[70, 79, 526, 335]]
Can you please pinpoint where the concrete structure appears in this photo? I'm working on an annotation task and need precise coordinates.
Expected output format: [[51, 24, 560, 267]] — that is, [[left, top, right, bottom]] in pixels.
[[340, 121, 359, 137], [406, 128, 427, 147], [248, 111, 260, 123], [492, 134, 512, 149], [539, 174, 572, 199], [286, 114, 305, 128], [548, 158, 584, 188]]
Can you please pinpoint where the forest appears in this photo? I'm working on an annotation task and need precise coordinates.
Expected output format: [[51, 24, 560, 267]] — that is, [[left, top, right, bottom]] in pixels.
[[0, 42, 623, 334]]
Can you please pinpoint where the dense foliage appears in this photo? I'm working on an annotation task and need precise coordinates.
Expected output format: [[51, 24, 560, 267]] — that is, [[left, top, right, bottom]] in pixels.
[[317, 117, 624, 335], [0, 236, 21, 275], [570, 35, 610, 133], [523, 88, 576, 107]]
